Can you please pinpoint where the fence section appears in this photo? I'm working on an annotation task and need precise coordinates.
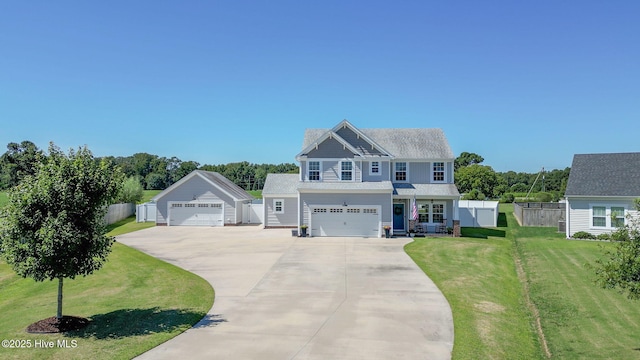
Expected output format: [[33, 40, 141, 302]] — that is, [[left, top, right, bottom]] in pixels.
[[513, 202, 565, 227], [104, 203, 136, 225]]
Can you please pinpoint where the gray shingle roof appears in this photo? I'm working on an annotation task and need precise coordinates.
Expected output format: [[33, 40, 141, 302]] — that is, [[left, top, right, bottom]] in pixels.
[[262, 173, 299, 195], [303, 127, 454, 159], [564, 152, 640, 197], [393, 183, 460, 197], [196, 170, 255, 201], [297, 181, 394, 192]]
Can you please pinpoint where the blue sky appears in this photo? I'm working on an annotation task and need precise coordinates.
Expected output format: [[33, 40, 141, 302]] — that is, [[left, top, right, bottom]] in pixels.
[[1, 1, 638, 173]]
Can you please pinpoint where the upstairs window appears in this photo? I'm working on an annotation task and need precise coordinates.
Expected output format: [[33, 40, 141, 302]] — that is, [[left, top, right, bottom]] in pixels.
[[341, 161, 353, 181], [308, 161, 321, 181], [370, 161, 380, 176], [395, 162, 407, 181], [433, 162, 445, 182]]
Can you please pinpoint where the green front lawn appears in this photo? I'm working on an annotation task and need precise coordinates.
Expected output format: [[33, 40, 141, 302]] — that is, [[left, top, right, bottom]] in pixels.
[[0, 217, 213, 360], [406, 204, 640, 359]]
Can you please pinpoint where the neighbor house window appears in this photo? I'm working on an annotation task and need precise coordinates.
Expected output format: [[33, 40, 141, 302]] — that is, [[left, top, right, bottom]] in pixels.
[[395, 162, 407, 181], [308, 161, 321, 181], [370, 161, 380, 176], [273, 199, 284, 214], [611, 206, 625, 228], [433, 162, 445, 182], [341, 161, 353, 181], [592, 206, 606, 227]]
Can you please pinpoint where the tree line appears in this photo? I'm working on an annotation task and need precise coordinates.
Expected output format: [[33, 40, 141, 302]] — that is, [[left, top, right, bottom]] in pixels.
[[0, 142, 569, 201], [0, 141, 298, 191]]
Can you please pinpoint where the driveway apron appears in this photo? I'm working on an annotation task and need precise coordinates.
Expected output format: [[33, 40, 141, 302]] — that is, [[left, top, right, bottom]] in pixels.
[[117, 226, 454, 359]]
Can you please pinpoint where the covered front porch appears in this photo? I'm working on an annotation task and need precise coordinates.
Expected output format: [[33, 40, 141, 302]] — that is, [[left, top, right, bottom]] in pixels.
[[391, 183, 461, 237]]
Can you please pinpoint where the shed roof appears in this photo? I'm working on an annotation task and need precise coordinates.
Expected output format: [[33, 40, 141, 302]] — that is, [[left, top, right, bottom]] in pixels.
[[262, 173, 299, 195], [393, 183, 460, 197], [564, 152, 640, 197]]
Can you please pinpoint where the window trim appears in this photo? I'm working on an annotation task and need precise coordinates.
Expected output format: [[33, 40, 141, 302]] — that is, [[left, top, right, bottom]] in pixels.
[[590, 203, 627, 229], [273, 199, 285, 214], [369, 161, 381, 176], [432, 161, 446, 183], [417, 201, 446, 224], [340, 160, 354, 181], [394, 162, 408, 182], [307, 161, 322, 181]]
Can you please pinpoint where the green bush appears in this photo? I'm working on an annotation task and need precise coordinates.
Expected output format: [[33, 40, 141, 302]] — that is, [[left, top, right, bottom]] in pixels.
[[573, 231, 596, 239], [536, 192, 553, 202], [500, 193, 515, 203], [463, 189, 486, 200], [596, 233, 611, 241], [118, 176, 144, 203]]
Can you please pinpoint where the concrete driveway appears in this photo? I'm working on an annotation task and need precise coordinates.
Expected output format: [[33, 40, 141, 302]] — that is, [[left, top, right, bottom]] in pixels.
[[117, 226, 453, 359]]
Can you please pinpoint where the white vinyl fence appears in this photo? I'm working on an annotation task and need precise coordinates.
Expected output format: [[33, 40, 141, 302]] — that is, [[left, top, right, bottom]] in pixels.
[[104, 203, 136, 225], [136, 202, 157, 223]]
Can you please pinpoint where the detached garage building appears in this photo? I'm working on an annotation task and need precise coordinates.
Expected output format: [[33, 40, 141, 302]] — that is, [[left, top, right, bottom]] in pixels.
[[153, 170, 254, 226]]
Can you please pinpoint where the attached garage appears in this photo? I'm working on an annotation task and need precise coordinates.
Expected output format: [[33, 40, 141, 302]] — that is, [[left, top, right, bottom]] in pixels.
[[310, 205, 380, 237], [168, 202, 224, 226]]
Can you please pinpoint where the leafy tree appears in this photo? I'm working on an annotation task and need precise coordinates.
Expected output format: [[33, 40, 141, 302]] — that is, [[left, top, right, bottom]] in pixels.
[[455, 164, 504, 198], [118, 176, 144, 203], [145, 172, 166, 190], [455, 151, 484, 170], [0, 144, 123, 321], [0, 141, 44, 189], [462, 188, 486, 200], [593, 199, 640, 299]]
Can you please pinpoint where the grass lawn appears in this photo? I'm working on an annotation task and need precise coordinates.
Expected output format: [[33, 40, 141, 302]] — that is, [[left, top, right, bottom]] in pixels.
[[406, 204, 640, 359], [140, 190, 161, 204], [248, 190, 262, 199], [0, 217, 214, 360]]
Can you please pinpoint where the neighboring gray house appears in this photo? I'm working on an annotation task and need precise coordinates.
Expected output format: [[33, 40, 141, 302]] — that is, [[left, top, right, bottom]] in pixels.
[[263, 120, 461, 237], [152, 170, 254, 226], [565, 152, 640, 238]]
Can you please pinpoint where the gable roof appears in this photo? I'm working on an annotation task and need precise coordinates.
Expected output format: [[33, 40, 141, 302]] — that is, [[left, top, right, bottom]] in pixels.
[[564, 152, 640, 197], [152, 170, 254, 202], [301, 121, 454, 160]]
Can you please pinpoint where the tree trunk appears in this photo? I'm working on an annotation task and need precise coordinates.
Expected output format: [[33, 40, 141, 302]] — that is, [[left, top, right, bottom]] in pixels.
[[57, 277, 63, 320]]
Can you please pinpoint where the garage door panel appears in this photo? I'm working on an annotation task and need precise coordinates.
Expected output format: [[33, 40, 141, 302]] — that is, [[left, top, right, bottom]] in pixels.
[[311, 206, 379, 237], [169, 202, 224, 226]]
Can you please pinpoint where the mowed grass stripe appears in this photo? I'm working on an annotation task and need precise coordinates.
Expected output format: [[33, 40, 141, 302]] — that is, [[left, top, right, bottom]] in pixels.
[[406, 237, 542, 360], [523, 239, 640, 359]]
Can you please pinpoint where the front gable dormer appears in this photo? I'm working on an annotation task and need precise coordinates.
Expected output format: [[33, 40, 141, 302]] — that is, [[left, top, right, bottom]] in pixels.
[[296, 120, 393, 161]]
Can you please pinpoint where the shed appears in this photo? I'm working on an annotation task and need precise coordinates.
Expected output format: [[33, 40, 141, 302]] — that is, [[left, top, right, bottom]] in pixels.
[[458, 200, 499, 227], [152, 170, 254, 226]]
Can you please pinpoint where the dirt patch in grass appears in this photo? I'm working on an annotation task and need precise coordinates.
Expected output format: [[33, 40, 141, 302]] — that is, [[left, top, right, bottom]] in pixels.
[[474, 301, 505, 313]]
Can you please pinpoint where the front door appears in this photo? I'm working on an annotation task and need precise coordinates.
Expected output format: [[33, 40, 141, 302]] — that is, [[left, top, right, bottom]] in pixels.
[[393, 203, 405, 231]]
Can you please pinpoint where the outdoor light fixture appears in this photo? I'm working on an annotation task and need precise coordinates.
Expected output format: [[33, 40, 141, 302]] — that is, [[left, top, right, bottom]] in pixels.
[[343, 201, 348, 207]]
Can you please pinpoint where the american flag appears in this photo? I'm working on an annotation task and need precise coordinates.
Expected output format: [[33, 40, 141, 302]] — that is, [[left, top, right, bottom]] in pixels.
[[411, 197, 418, 221]]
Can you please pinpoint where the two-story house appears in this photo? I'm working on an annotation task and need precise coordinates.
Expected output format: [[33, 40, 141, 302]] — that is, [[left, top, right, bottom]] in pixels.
[[262, 120, 461, 237]]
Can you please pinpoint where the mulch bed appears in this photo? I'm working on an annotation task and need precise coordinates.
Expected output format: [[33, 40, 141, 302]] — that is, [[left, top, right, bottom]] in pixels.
[[26, 316, 90, 333]]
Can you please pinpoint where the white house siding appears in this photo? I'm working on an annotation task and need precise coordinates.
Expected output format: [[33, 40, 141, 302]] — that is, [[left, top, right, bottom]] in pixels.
[[567, 197, 638, 237], [156, 176, 237, 225], [264, 196, 298, 227], [300, 193, 392, 227]]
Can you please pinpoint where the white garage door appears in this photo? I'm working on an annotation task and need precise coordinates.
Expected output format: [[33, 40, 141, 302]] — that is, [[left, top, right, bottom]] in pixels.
[[310, 206, 380, 237], [169, 202, 224, 226]]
